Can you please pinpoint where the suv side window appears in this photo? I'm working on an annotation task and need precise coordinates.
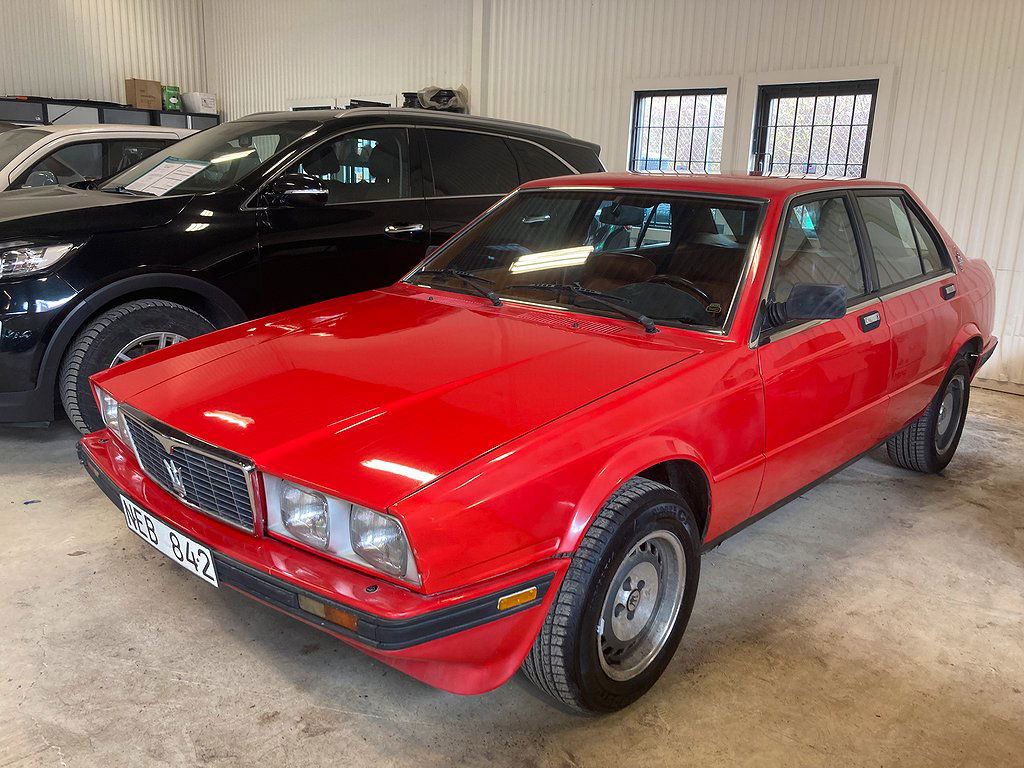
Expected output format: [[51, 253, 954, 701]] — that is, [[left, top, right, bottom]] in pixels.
[[105, 139, 174, 175], [772, 195, 866, 304], [286, 128, 412, 204], [424, 129, 518, 196], [857, 195, 926, 288], [508, 138, 572, 182]]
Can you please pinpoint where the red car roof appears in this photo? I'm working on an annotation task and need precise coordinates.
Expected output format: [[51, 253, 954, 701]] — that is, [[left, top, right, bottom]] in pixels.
[[519, 172, 907, 202]]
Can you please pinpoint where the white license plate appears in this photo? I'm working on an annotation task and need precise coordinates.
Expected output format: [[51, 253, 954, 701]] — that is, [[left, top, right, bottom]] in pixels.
[[121, 495, 218, 587]]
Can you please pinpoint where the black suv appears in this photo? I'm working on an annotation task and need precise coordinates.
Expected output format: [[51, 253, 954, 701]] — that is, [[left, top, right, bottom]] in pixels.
[[0, 108, 601, 431]]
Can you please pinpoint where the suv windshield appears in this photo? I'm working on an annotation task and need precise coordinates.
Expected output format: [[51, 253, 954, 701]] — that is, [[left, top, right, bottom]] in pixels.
[[0, 127, 47, 169], [100, 119, 319, 195], [411, 189, 763, 331]]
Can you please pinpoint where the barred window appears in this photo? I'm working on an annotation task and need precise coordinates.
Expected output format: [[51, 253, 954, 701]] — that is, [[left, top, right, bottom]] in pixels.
[[752, 79, 878, 178], [630, 89, 727, 175]]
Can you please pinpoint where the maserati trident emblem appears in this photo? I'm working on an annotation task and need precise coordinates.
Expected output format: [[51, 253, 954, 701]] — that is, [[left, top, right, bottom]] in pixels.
[[163, 458, 186, 497]]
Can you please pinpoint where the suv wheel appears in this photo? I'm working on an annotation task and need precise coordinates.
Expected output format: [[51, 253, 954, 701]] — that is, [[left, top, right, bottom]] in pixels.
[[886, 357, 972, 473], [521, 477, 701, 713], [60, 299, 214, 433]]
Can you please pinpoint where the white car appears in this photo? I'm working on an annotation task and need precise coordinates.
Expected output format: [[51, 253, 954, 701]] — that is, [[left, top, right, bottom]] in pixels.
[[0, 122, 192, 191]]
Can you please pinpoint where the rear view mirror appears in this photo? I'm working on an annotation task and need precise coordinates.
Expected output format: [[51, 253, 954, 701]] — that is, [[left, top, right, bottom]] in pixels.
[[266, 173, 328, 208], [766, 283, 847, 327]]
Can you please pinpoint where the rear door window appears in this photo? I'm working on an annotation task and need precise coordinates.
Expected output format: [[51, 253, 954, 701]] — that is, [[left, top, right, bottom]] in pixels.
[[424, 129, 518, 196], [905, 204, 948, 274], [508, 138, 573, 182], [857, 195, 926, 288]]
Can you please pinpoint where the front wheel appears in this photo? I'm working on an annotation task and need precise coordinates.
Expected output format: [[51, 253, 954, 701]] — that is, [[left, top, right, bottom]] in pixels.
[[60, 299, 215, 433], [886, 358, 972, 473], [521, 477, 701, 713]]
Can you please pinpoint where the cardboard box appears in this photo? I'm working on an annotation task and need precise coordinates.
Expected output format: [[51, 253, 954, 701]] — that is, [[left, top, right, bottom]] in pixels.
[[124, 78, 162, 111], [182, 91, 217, 114], [162, 85, 182, 112]]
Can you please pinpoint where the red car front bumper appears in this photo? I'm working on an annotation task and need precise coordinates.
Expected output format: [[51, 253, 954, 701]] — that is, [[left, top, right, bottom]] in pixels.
[[78, 431, 567, 695]]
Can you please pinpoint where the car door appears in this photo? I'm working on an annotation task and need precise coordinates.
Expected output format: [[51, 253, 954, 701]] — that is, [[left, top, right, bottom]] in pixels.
[[754, 192, 893, 511], [852, 192, 960, 433], [420, 128, 522, 250], [256, 126, 430, 314]]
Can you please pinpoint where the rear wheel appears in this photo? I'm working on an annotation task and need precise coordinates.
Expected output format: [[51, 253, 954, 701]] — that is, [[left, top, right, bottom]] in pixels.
[[521, 477, 701, 713], [886, 358, 971, 473], [60, 299, 214, 433]]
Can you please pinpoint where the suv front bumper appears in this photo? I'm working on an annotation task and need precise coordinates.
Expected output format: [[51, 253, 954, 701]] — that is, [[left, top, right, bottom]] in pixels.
[[78, 431, 566, 694]]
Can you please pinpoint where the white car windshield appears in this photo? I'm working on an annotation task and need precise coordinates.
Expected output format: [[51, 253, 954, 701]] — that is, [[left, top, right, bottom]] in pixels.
[[100, 119, 319, 195], [0, 127, 47, 170]]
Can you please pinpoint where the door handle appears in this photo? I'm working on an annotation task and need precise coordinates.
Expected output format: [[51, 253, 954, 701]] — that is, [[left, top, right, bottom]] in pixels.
[[384, 223, 425, 234], [940, 283, 957, 300], [859, 310, 882, 332]]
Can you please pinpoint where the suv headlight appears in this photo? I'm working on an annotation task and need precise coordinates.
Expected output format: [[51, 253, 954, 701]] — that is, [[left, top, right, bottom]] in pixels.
[[265, 475, 420, 585], [0, 240, 76, 279]]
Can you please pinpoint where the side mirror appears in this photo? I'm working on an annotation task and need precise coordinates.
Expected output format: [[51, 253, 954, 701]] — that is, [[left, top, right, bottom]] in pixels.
[[766, 283, 847, 327], [23, 170, 58, 188], [266, 173, 328, 208]]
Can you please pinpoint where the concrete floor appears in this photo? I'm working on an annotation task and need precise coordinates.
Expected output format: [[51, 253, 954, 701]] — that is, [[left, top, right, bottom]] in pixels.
[[1, 388, 1022, 768]]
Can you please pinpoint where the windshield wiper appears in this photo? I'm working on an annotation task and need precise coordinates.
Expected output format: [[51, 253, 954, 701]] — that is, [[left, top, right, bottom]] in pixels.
[[503, 282, 658, 334], [411, 268, 503, 307], [104, 185, 155, 197]]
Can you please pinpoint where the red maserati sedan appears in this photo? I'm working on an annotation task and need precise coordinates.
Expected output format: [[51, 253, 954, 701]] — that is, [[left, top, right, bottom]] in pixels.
[[79, 173, 996, 713]]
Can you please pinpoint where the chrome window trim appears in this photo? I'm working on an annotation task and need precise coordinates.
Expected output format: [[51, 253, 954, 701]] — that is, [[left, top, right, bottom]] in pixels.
[[242, 124, 584, 211], [119, 403, 259, 534], [873, 270, 953, 300]]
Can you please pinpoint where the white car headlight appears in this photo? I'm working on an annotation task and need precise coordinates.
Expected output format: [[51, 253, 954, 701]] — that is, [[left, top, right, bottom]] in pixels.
[[93, 385, 129, 442], [0, 240, 76, 279], [264, 475, 419, 585]]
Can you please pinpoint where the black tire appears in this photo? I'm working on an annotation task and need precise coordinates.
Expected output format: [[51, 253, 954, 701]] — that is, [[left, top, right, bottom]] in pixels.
[[59, 299, 214, 433], [522, 477, 701, 713], [886, 357, 972, 473]]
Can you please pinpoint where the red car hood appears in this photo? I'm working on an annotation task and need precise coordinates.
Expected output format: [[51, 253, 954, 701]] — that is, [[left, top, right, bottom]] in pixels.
[[99, 286, 701, 510]]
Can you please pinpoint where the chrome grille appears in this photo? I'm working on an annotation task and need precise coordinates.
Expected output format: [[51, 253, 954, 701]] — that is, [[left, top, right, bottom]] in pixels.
[[124, 413, 256, 532]]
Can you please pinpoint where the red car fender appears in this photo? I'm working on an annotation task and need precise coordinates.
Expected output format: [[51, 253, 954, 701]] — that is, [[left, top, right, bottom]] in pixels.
[[560, 435, 712, 554]]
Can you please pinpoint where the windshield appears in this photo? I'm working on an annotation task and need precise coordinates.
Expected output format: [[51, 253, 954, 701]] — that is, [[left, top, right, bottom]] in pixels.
[[100, 119, 319, 195], [0, 128, 46, 170], [411, 189, 763, 331]]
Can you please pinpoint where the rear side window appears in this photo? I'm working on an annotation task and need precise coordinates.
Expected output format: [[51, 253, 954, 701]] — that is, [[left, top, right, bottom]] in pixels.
[[858, 195, 925, 288], [509, 139, 572, 182], [105, 139, 174, 175], [425, 129, 518, 196], [773, 196, 866, 304], [906, 206, 947, 274]]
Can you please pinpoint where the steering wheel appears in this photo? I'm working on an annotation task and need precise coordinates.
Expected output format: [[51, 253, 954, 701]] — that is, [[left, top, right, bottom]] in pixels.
[[647, 274, 716, 308]]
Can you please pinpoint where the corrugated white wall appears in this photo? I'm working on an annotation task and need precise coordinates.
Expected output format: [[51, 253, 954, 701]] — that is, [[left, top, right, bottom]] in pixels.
[[481, 0, 1024, 390], [0, 0, 208, 103], [202, 0, 474, 119]]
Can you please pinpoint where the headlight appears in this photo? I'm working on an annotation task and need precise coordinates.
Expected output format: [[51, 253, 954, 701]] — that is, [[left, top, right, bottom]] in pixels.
[[0, 240, 75, 279], [265, 475, 419, 585], [349, 506, 408, 578], [93, 385, 129, 442], [280, 482, 329, 549]]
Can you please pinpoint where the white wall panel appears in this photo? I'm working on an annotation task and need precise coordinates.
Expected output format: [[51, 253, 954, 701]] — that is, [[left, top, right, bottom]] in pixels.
[[481, 0, 1024, 388], [0, 0, 208, 104], [202, 0, 474, 120]]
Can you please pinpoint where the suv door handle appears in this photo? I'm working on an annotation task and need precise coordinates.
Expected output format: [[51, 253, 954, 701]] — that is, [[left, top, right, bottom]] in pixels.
[[940, 283, 957, 300], [384, 223, 425, 234], [859, 310, 882, 332]]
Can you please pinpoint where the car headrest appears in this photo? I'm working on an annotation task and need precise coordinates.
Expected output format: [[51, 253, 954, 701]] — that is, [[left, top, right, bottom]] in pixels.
[[368, 143, 398, 182], [303, 144, 341, 176], [599, 204, 646, 227]]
